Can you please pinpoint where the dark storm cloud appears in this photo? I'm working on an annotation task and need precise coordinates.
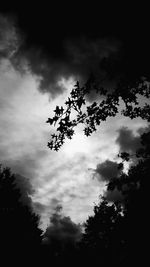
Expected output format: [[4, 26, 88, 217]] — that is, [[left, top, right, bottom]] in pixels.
[[16, 37, 120, 98], [116, 127, 142, 154], [43, 206, 82, 247], [2, 7, 150, 100], [94, 160, 123, 182], [0, 13, 121, 99], [93, 159, 124, 205], [65, 37, 119, 80]]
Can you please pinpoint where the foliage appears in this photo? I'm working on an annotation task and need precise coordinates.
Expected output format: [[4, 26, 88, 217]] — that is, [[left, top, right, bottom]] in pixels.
[[47, 76, 150, 150]]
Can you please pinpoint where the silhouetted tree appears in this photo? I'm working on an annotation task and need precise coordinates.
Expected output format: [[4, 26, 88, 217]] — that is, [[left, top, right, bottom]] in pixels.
[[0, 165, 43, 260], [47, 76, 150, 150], [79, 198, 125, 266], [79, 131, 150, 266], [109, 131, 150, 265]]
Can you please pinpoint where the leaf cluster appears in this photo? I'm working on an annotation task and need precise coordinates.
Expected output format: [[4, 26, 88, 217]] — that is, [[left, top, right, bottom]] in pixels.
[[47, 77, 150, 150]]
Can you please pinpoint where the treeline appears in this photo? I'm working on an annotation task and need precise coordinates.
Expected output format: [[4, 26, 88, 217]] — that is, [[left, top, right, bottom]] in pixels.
[[0, 130, 149, 266]]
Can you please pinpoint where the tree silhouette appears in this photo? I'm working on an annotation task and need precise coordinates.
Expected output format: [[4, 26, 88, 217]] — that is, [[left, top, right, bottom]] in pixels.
[[47, 75, 150, 150], [0, 165, 43, 260], [79, 198, 125, 266], [78, 130, 150, 266]]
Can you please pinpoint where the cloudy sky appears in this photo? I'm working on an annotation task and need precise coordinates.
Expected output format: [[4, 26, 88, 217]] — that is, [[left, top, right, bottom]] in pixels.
[[0, 6, 149, 230]]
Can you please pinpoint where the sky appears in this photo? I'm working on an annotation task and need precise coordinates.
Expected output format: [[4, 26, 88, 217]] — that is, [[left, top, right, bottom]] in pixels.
[[0, 6, 150, 231]]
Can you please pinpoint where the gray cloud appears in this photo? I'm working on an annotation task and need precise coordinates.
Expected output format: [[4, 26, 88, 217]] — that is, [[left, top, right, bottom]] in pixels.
[[94, 160, 123, 182], [33, 201, 46, 214], [0, 14, 21, 60], [34, 198, 61, 215], [102, 128, 145, 203], [116, 127, 142, 154], [104, 126, 150, 203], [15, 174, 34, 206], [43, 205, 82, 249], [104, 188, 124, 203], [12, 35, 120, 98], [0, 149, 48, 180]]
